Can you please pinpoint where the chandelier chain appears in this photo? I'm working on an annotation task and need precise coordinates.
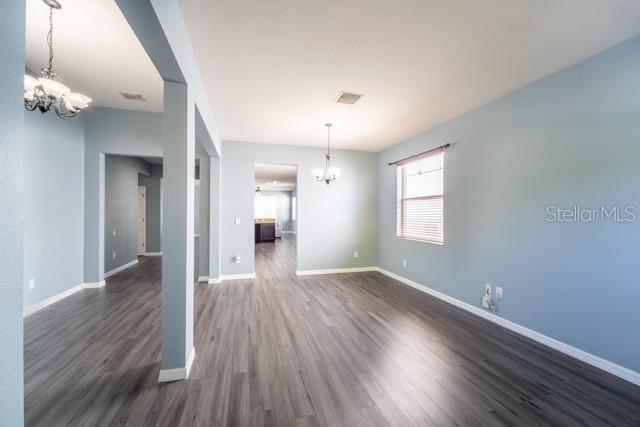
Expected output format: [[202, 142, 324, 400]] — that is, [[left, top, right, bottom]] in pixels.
[[47, 7, 54, 76]]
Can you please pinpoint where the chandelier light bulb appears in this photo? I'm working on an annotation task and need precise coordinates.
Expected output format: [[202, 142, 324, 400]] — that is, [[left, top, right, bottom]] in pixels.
[[24, 75, 39, 92], [68, 93, 92, 109], [38, 77, 70, 98], [24, 88, 35, 102], [62, 95, 74, 111]]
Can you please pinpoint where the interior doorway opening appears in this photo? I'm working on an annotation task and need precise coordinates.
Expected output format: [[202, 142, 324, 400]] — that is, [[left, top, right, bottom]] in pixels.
[[254, 163, 298, 276], [103, 154, 164, 279]]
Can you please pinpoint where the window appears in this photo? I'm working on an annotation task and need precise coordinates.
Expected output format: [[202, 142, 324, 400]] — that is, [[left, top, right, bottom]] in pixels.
[[255, 194, 277, 219], [396, 149, 444, 244]]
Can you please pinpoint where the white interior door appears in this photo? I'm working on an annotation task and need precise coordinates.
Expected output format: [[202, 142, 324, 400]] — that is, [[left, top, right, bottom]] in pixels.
[[138, 186, 146, 255]]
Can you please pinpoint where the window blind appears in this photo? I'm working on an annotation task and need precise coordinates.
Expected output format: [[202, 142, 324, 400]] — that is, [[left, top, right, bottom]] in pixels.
[[396, 149, 444, 244]]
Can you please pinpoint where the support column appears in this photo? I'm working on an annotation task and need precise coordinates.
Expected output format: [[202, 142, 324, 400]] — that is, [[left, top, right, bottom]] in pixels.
[[0, 0, 25, 424], [83, 152, 106, 286], [208, 156, 221, 283], [159, 81, 196, 381], [198, 156, 210, 280]]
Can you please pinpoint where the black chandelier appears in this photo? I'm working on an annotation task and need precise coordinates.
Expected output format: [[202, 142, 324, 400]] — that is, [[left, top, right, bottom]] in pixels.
[[24, 0, 92, 119]]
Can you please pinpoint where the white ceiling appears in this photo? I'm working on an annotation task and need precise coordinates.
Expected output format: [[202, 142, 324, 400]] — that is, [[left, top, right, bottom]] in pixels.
[[181, 0, 640, 151], [25, 0, 163, 113], [255, 163, 297, 191]]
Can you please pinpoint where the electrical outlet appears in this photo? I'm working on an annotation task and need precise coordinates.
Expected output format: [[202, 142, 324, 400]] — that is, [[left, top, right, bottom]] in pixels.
[[402, 259, 407, 267], [112, 252, 116, 260], [481, 295, 490, 308], [235, 218, 241, 225], [112, 229, 117, 237], [495, 287, 503, 299], [482, 284, 497, 311], [28, 278, 35, 290], [234, 255, 241, 264], [353, 251, 359, 258]]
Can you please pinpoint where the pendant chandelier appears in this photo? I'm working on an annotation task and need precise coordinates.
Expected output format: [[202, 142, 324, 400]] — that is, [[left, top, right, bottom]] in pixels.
[[312, 123, 341, 185], [24, 0, 92, 119]]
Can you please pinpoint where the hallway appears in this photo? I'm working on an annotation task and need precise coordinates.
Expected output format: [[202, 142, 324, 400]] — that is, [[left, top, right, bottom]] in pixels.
[[255, 233, 296, 278]]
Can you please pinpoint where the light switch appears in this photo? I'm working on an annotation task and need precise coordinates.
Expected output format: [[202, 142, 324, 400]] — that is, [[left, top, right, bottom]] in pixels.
[[235, 218, 241, 225]]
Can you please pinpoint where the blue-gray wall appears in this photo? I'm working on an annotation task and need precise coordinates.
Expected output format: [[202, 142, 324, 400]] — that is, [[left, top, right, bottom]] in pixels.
[[84, 107, 162, 283], [194, 181, 200, 235], [24, 112, 85, 307], [138, 164, 163, 253], [209, 156, 221, 279], [222, 141, 377, 275], [197, 154, 210, 278], [105, 156, 152, 273], [377, 36, 640, 373], [0, 1, 25, 423]]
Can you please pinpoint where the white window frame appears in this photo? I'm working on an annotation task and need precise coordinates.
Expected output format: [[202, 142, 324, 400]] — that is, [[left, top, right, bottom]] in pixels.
[[395, 149, 445, 245]]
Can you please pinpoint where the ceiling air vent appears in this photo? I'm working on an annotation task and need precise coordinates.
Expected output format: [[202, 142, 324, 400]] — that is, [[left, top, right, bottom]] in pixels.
[[120, 92, 147, 102], [335, 91, 363, 105]]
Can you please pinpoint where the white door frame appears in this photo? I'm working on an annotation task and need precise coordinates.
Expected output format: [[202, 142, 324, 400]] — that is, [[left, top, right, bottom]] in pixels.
[[138, 186, 146, 255]]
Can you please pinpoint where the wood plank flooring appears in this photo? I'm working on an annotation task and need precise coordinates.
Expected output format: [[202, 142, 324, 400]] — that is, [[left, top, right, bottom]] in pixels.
[[25, 234, 640, 426]]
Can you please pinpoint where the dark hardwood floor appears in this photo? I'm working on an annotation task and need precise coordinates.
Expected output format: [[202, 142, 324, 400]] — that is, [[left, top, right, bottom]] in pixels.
[[25, 234, 640, 426]]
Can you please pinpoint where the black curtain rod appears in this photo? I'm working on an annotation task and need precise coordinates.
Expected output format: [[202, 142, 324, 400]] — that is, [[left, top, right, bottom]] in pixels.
[[388, 143, 451, 166]]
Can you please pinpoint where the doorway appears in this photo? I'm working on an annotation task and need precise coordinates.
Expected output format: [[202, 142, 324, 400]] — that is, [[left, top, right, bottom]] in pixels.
[[253, 163, 298, 276], [104, 154, 163, 278]]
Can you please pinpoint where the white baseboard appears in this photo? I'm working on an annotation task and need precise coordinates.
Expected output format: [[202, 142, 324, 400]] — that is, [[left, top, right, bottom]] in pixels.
[[23, 285, 83, 317], [144, 252, 162, 256], [282, 230, 297, 234], [374, 267, 640, 387], [104, 259, 139, 279], [197, 276, 223, 284], [82, 280, 106, 289], [220, 273, 256, 280], [23, 279, 110, 317], [296, 267, 377, 276], [158, 347, 195, 382]]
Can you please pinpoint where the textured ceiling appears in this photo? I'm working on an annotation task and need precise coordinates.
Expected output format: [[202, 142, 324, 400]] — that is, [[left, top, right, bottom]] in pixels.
[[181, 0, 640, 151], [25, 0, 163, 113]]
